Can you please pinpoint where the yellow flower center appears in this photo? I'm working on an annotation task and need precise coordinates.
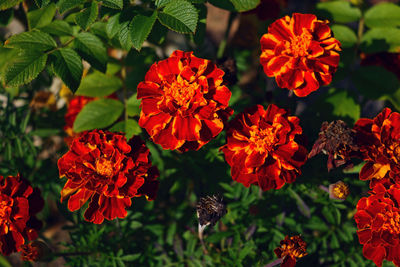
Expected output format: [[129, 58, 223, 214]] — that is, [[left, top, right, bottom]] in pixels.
[[285, 30, 312, 58], [164, 78, 199, 108], [331, 181, 350, 200], [95, 158, 114, 177], [382, 211, 400, 235], [249, 126, 276, 153], [280, 242, 307, 259]]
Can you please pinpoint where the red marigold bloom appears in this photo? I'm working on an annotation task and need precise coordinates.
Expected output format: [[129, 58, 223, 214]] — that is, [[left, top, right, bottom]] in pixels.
[[260, 13, 341, 97], [20, 241, 49, 262], [220, 104, 307, 191], [58, 130, 159, 224], [354, 182, 400, 267], [137, 50, 233, 152], [0, 175, 43, 256], [354, 108, 400, 181], [274, 235, 307, 267]]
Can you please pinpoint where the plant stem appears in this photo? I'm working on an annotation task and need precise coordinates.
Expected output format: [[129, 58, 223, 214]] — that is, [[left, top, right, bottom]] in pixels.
[[264, 258, 283, 267], [217, 12, 236, 59]]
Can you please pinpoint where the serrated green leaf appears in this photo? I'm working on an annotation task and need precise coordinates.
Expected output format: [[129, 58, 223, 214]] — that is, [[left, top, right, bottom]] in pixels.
[[102, 0, 123, 9], [316, 1, 361, 23], [119, 21, 132, 50], [27, 3, 56, 29], [5, 30, 57, 51], [229, 0, 260, 12], [75, 72, 122, 97], [3, 50, 47, 86], [208, 0, 235, 10], [325, 89, 360, 123], [39, 20, 73, 36], [106, 13, 121, 39], [130, 12, 157, 51], [155, 0, 172, 7], [74, 32, 107, 72], [0, 0, 23, 11], [109, 119, 141, 139], [58, 0, 85, 14], [34, 0, 50, 7], [331, 24, 357, 48], [158, 0, 198, 34], [361, 28, 400, 53], [51, 48, 83, 92], [365, 2, 400, 28], [73, 98, 124, 132], [75, 1, 98, 30]]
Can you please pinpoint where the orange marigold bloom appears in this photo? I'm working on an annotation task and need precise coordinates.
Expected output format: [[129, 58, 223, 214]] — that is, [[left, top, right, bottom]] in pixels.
[[274, 235, 307, 267], [260, 13, 341, 97], [58, 130, 159, 224], [0, 175, 43, 256], [354, 108, 400, 181], [137, 50, 233, 152], [20, 241, 49, 262], [354, 182, 400, 267], [220, 104, 308, 191], [329, 180, 350, 200]]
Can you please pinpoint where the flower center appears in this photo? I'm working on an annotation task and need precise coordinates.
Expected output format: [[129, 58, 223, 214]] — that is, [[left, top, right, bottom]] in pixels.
[[0, 194, 13, 233], [382, 211, 400, 235], [249, 126, 276, 152], [95, 158, 114, 177], [164, 79, 198, 108], [285, 30, 312, 58], [280, 242, 307, 259]]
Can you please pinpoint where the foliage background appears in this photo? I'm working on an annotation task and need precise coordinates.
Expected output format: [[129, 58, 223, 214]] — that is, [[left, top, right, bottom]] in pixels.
[[1, 0, 400, 266]]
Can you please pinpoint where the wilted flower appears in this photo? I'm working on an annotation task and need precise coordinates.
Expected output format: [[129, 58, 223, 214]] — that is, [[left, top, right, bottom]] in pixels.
[[329, 181, 350, 200], [0, 174, 44, 255], [220, 104, 308, 191], [309, 120, 358, 171], [354, 182, 400, 267], [137, 50, 233, 152], [197, 195, 227, 227], [29, 91, 57, 111], [20, 240, 49, 262], [260, 13, 341, 97], [274, 235, 307, 267], [354, 108, 400, 181], [58, 130, 159, 224]]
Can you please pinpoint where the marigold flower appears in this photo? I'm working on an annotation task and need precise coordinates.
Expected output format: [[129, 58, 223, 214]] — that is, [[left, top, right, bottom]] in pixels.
[[274, 235, 307, 267], [0, 175, 44, 255], [309, 120, 358, 171], [220, 104, 307, 191], [329, 181, 350, 200], [20, 241, 49, 262], [137, 50, 233, 152], [354, 182, 400, 267], [260, 13, 341, 97], [57, 130, 159, 224], [354, 108, 400, 181]]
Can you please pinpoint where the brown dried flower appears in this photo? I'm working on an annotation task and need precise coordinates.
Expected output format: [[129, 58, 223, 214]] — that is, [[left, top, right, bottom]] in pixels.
[[196, 195, 227, 227]]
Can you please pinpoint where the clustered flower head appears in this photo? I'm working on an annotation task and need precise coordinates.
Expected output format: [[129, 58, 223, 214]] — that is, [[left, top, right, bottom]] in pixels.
[[58, 130, 159, 224], [260, 13, 341, 97], [354, 108, 400, 181], [309, 120, 358, 171], [20, 240, 49, 262], [329, 181, 350, 200], [274, 235, 307, 267], [137, 50, 233, 152], [0, 174, 43, 255], [196, 195, 227, 227], [220, 104, 308, 191]]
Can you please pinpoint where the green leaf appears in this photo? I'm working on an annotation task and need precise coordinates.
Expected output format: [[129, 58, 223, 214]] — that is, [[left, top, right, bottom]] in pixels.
[[208, 0, 235, 11], [155, 0, 171, 7], [58, 0, 85, 14], [34, 0, 50, 8], [102, 0, 123, 9], [316, 1, 361, 23], [75, 1, 98, 30], [75, 72, 122, 97], [0, 0, 23, 11], [126, 93, 141, 116], [229, 0, 260, 12], [120, 254, 141, 262], [74, 32, 108, 72], [331, 24, 357, 48], [0, 9, 14, 26], [365, 2, 400, 28], [130, 12, 157, 51], [106, 13, 121, 39], [109, 119, 142, 139], [324, 89, 360, 123], [3, 50, 47, 87], [352, 66, 400, 99], [39, 20, 73, 36], [27, 3, 56, 29], [119, 21, 132, 50], [5, 30, 57, 51], [73, 98, 124, 132], [158, 0, 198, 34], [51, 48, 83, 93], [361, 28, 400, 53], [386, 88, 400, 111]]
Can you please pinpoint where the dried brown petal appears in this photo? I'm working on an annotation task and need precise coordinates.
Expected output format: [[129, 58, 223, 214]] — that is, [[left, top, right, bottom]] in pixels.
[[196, 195, 227, 227]]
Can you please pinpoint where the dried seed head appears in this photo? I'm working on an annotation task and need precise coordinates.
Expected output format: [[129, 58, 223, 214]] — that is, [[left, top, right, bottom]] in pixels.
[[309, 120, 358, 171], [329, 181, 350, 200], [196, 195, 227, 227]]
